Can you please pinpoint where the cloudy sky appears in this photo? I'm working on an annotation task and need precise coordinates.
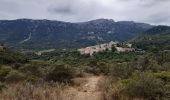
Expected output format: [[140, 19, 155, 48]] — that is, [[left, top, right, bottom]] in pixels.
[[0, 0, 170, 25]]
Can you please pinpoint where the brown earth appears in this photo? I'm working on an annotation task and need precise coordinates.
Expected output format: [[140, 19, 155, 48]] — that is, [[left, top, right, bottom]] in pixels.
[[67, 75, 104, 100]]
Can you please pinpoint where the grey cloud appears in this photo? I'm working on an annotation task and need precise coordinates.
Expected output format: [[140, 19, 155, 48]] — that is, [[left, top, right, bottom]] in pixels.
[[0, 0, 169, 25], [47, 0, 76, 15], [145, 12, 170, 25], [48, 6, 74, 15]]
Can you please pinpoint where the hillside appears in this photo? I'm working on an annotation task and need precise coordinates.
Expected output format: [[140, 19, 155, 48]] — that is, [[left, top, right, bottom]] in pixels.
[[1, 45, 170, 100], [0, 19, 152, 50], [132, 25, 170, 51], [0, 46, 28, 64]]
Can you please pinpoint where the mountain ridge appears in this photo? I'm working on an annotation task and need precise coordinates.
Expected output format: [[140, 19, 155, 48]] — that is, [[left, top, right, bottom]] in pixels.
[[0, 18, 153, 50], [132, 25, 170, 51]]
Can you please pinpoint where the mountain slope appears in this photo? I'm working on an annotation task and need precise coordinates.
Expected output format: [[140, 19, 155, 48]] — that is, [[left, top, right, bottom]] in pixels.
[[0, 19, 152, 50], [132, 25, 170, 51]]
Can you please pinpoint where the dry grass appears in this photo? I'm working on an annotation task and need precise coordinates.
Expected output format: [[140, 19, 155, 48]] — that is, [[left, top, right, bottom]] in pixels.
[[0, 75, 145, 100], [98, 77, 144, 100], [0, 82, 75, 100], [97, 76, 114, 100]]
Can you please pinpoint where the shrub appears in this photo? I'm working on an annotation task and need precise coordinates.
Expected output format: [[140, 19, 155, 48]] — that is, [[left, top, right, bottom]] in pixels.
[[124, 72, 165, 99], [131, 56, 162, 72], [85, 61, 110, 75], [154, 71, 170, 82], [162, 62, 170, 70], [0, 66, 12, 82], [111, 63, 133, 79], [46, 64, 74, 83], [0, 82, 6, 91], [84, 66, 101, 75], [25, 75, 39, 83], [98, 62, 110, 75], [19, 63, 44, 77], [0, 49, 28, 64], [5, 70, 25, 83]]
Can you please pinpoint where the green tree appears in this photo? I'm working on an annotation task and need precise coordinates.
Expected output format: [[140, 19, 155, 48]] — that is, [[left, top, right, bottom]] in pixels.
[[111, 45, 117, 52]]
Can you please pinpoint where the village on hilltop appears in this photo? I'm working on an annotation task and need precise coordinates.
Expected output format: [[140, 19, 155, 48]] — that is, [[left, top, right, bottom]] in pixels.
[[78, 41, 134, 55]]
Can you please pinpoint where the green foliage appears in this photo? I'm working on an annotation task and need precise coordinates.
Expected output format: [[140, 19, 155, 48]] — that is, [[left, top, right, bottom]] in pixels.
[[53, 51, 90, 66], [154, 71, 170, 82], [123, 72, 166, 99], [133, 32, 170, 51], [85, 60, 110, 75], [5, 70, 25, 83], [19, 63, 44, 77], [111, 63, 133, 79], [46, 64, 74, 83], [108, 50, 170, 99], [25, 75, 39, 83], [0, 66, 12, 82], [0, 48, 28, 64], [134, 56, 161, 71], [93, 52, 138, 62]]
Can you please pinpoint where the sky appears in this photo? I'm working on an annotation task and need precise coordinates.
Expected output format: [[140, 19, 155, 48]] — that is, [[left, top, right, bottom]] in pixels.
[[0, 0, 170, 25]]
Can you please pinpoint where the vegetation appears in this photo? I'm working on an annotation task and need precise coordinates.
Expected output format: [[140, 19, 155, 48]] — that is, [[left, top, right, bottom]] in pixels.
[[132, 26, 170, 51], [0, 48, 28, 64], [46, 64, 74, 83], [0, 25, 170, 100], [0, 19, 152, 50]]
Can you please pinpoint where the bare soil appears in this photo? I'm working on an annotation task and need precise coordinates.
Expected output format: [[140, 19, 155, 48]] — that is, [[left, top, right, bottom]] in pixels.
[[68, 75, 104, 100]]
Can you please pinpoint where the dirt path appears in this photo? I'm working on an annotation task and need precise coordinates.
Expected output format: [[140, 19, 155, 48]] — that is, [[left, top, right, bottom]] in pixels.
[[67, 75, 104, 100], [20, 32, 32, 44]]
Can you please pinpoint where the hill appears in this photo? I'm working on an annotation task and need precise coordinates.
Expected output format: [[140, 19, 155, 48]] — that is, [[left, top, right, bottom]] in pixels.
[[0, 19, 152, 50], [132, 25, 170, 51]]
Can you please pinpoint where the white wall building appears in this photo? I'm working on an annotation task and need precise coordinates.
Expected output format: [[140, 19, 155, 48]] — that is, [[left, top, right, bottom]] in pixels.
[[78, 41, 118, 55]]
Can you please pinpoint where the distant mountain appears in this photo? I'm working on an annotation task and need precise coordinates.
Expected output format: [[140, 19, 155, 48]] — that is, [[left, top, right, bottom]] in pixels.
[[144, 25, 170, 35], [0, 19, 153, 50], [132, 25, 170, 51]]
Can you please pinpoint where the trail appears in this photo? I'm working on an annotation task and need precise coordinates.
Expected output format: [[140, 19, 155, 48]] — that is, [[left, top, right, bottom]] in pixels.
[[20, 32, 32, 44], [68, 75, 104, 100]]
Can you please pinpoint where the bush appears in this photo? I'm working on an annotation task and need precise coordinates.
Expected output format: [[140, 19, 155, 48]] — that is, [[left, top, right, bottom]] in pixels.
[[98, 62, 110, 75], [111, 63, 133, 79], [131, 56, 162, 72], [19, 63, 44, 77], [0, 66, 12, 82], [154, 71, 170, 83], [84, 66, 101, 75], [123, 72, 165, 99], [0, 82, 6, 91], [0, 49, 28, 64], [46, 64, 74, 83], [162, 62, 170, 70], [5, 70, 25, 83], [85, 61, 110, 75], [25, 75, 39, 83]]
